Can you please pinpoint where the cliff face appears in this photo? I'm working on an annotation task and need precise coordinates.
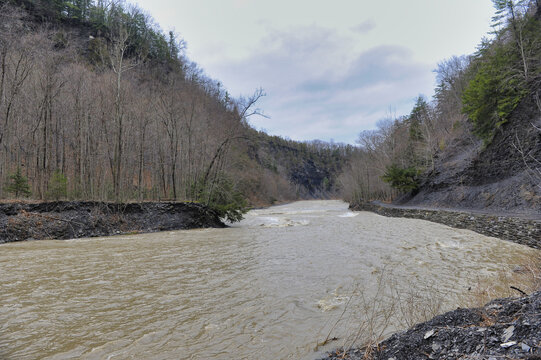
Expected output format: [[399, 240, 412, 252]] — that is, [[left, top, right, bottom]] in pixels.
[[247, 133, 349, 200], [404, 91, 541, 214], [289, 159, 332, 197]]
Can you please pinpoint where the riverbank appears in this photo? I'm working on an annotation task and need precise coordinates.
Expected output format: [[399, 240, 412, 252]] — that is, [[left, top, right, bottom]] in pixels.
[[321, 290, 541, 359], [350, 201, 541, 249], [0, 201, 226, 243], [319, 202, 541, 359]]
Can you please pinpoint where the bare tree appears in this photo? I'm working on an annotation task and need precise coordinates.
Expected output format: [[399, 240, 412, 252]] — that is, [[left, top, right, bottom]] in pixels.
[[154, 76, 184, 199], [100, 9, 141, 200], [200, 88, 266, 204], [0, 8, 34, 195], [492, 0, 532, 80]]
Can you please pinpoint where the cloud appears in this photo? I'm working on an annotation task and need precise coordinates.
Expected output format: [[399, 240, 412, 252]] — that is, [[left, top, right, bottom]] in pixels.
[[351, 20, 376, 34], [206, 25, 434, 144]]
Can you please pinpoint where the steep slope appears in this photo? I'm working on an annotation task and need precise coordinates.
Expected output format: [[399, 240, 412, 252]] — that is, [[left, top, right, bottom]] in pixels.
[[0, 0, 350, 213], [406, 91, 541, 214], [246, 131, 352, 199]]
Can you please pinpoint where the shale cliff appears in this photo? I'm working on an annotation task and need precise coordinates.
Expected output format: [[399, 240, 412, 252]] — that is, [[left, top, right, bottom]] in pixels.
[[404, 91, 541, 215]]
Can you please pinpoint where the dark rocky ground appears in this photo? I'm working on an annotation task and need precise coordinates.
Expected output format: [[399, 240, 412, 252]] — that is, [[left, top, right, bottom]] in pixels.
[[320, 291, 541, 360], [0, 201, 225, 243], [403, 92, 541, 214]]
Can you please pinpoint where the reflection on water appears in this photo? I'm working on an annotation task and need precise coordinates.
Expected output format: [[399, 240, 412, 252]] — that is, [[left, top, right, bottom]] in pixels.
[[0, 200, 537, 359]]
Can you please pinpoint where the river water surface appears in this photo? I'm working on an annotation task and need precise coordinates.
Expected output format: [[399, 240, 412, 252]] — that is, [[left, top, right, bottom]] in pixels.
[[0, 200, 538, 359]]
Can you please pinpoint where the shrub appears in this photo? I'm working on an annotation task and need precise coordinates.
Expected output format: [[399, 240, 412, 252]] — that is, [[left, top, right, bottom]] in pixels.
[[195, 174, 248, 222], [5, 167, 31, 198], [381, 165, 420, 193], [46, 170, 67, 200]]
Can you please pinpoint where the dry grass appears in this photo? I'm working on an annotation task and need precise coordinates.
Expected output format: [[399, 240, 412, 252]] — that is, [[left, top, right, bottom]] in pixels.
[[317, 269, 453, 359]]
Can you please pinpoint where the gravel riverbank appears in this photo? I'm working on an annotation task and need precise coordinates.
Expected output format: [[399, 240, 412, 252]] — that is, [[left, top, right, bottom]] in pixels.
[[350, 201, 541, 249], [320, 291, 541, 359], [0, 201, 226, 243]]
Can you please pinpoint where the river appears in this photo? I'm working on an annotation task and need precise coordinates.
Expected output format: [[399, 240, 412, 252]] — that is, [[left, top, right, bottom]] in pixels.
[[0, 200, 538, 359]]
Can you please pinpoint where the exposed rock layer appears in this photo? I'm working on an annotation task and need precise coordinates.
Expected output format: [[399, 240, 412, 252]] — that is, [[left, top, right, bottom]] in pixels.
[[405, 92, 541, 213]]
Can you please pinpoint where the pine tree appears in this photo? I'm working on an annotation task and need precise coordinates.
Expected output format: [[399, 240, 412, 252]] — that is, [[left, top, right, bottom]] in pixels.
[[381, 164, 420, 193], [5, 167, 31, 198], [46, 170, 68, 200]]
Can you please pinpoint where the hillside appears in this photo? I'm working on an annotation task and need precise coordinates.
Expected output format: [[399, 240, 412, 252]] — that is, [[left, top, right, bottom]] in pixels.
[[341, 0, 541, 215], [407, 90, 541, 213], [0, 0, 350, 218]]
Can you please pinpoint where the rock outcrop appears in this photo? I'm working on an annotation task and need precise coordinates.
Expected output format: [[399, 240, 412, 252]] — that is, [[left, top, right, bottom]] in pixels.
[[405, 92, 541, 214]]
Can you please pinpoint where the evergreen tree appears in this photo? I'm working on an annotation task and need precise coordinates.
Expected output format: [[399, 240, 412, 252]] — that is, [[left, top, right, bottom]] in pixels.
[[5, 167, 31, 198], [381, 165, 420, 193], [46, 170, 68, 200], [408, 96, 429, 142], [462, 41, 527, 143], [195, 173, 248, 222]]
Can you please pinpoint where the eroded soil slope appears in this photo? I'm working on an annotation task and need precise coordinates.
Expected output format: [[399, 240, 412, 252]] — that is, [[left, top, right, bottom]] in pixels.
[[0, 201, 225, 243]]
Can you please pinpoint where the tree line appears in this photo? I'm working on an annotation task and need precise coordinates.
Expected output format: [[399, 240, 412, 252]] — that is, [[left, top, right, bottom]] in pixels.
[[0, 0, 265, 220]]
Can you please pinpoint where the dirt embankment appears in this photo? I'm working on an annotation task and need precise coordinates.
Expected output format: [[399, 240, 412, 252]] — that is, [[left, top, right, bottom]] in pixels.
[[321, 291, 541, 360], [0, 201, 226, 243]]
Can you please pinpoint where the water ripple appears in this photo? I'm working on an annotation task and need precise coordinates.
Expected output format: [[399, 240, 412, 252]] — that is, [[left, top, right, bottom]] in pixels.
[[0, 200, 538, 359]]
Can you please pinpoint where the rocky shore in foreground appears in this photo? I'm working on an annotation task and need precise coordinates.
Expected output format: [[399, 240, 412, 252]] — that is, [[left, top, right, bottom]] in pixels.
[[0, 201, 226, 243], [321, 291, 541, 360], [320, 202, 541, 360]]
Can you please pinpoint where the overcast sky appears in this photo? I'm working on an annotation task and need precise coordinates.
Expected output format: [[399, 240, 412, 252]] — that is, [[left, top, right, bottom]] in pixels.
[[134, 0, 495, 144]]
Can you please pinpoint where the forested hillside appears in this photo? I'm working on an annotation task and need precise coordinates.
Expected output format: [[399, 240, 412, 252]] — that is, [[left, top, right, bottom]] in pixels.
[[0, 0, 350, 220], [341, 0, 541, 213]]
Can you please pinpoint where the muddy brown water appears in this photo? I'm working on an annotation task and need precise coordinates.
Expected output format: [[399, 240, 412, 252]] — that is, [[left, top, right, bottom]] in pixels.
[[0, 200, 538, 359]]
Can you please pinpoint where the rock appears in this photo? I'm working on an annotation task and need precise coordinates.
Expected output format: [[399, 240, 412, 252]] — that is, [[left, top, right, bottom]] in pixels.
[[319, 291, 541, 360], [502, 325, 515, 342]]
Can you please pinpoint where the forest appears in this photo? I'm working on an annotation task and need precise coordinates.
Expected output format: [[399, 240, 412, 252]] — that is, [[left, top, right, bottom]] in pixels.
[[0, 0, 352, 221]]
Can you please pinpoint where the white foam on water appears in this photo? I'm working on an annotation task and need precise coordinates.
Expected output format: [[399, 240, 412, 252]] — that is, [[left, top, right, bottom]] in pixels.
[[337, 212, 359, 218]]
